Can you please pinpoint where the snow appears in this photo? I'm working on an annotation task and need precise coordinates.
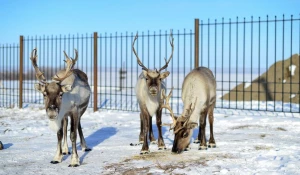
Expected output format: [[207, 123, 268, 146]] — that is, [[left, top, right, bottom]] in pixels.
[[283, 79, 286, 83], [0, 106, 300, 174], [244, 82, 251, 89], [289, 65, 297, 76], [291, 94, 296, 99]]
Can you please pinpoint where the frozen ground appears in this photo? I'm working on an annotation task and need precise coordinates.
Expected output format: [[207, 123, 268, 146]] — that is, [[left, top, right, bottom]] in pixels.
[[0, 107, 299, 174]]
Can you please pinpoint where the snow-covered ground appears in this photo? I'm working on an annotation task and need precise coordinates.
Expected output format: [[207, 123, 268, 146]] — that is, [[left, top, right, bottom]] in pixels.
[[0, 106, 299, 174]]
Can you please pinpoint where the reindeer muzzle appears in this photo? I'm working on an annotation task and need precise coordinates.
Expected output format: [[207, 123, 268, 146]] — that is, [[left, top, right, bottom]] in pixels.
[[47, 106, 59, 120], [149, 86, 158, 96]]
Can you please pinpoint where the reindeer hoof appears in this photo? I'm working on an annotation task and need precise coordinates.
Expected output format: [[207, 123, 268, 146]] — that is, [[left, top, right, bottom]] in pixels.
[[184, 147, 191, 151], [150, 141, 157, 145], [140, 150, 150, 155], [158, 147, 166, 150], [50, 161, 60, 164], [193, 139, 200, 144], [198, 146, 207, 150], [63, 152, 71, 155], [84, 148, 92, 152], [68, 164, 79, 167], [208, 143, 216, 148]]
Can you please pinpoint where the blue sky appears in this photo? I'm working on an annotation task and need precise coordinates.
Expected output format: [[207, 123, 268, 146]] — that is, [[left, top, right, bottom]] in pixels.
[[0, 0, 299, 44]]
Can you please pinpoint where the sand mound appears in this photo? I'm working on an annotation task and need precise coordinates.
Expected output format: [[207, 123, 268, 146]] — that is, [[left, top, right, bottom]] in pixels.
[[222, 54, 299, 104]]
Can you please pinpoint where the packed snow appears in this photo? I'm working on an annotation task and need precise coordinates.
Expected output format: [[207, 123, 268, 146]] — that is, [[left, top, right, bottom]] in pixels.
[[289, 65, 296, 76], [0, 106, 299, 174]]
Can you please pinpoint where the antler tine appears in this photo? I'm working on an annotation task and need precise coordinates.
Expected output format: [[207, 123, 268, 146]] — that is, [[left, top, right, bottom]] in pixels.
[[158, 30, 174, 72], [30, 48, 46, 83], [183, 97, 198, 127], [53, 50, 77, 81], [160, 88, 177, 130], [132, 33, 149, 71]]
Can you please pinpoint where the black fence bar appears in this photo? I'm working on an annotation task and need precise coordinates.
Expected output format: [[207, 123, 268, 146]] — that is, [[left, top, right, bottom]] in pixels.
[[0, 14, 299, 114], [199, 15, 300, 113], [0, 43, 19, 108]]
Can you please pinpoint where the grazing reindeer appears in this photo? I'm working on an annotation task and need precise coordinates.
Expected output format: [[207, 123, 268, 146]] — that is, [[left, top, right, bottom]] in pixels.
[[133, 32, 174, 154], [30, 48, 91, 167], [161, 67, 216, 154]]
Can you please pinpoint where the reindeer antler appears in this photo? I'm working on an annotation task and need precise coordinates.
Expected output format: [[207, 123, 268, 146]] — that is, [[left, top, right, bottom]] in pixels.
[[173, 97, 197, 134], [132, 33, 149, 71], [160, 87, 177, 131], [53, 49, 78, 81], [30, 48, 46, 83], [158, 31, 174, 72]]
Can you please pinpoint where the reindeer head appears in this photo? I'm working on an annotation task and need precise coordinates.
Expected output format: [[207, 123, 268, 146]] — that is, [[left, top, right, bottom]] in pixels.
[[30, 48, 77, 120], [132, 32, 174, 96], [160, 89, 197, 154]]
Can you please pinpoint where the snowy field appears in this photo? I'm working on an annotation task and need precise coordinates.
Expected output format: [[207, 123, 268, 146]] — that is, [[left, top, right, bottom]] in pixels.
[[0, 106, 300, 174]]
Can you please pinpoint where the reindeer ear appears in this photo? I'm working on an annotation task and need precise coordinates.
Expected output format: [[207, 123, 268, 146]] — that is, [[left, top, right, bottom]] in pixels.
[[34, 83, 45, 93], [142, 70, 148, 77], [61, 85, 72, 92], [187, 122, 198, 129], [159, 71, 170, 80]]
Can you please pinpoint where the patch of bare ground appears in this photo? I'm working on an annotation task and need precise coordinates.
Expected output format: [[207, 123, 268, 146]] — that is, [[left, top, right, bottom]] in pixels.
[[276, 127, 287, 131], [103, 151, 236, 174], [254, 145, 273, 150], [230, 124, 263, 130]]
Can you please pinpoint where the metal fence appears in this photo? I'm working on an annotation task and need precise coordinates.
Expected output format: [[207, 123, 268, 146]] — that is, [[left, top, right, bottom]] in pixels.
[[0, 44, 19, 108], [198, 15, 300, 113], [0, 15, 299, 113]]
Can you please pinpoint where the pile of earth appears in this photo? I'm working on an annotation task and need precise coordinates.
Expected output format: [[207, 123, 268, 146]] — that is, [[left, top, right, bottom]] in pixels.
[[222, 54, 299, 104]]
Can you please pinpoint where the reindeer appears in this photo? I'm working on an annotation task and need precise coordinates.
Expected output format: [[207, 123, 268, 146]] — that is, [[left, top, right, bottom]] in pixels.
[[30, 48, 91, 167], [132, 32, 174, 154], [161, 67, 216, 154]]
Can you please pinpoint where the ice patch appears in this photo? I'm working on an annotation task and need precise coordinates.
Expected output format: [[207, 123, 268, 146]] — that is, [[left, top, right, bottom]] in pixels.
[[289, 65, 296, 76]]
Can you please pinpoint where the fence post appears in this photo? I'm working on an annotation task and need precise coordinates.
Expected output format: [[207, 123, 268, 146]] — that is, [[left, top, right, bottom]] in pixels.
[[93, 32, 98, 112], [194, 19, 199, 68], [19, 36, 24, 109]]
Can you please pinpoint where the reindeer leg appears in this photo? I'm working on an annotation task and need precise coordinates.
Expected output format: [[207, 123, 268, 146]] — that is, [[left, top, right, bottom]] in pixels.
[[194, 117, 201, 144], [62, 117, 70, 155], [140, 106, 150, 154], [156, 108, 166, 150], [149, 116, 156, 144], [208, 102, 216, 148], [78, 105, 91, 152], [199, 109, 208, 150], [139, 113, 144, 144], [69, 113, 80, 167], [51, 126, 63, 164]]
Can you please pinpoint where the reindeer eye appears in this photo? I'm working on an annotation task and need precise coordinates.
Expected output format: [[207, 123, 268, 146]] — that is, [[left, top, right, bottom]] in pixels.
[[182, 132, 189, 138]]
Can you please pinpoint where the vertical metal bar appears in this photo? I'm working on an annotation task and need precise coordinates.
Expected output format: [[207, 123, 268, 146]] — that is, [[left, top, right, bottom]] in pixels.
[[290, 15, 293, 112], [208, 19, 210, 68], [194, 19, 199, 68], [250, 16, 253, 110], [229, 18, 231, 107], [221, 18, 224, 108], [93, 32, 98, 112], [19, 36, 24, 108], [258, 17, 261, 110], [282, 15, 285, 112], [266, 15, 269, 111], [274, 16, 277, 111], [236, 17, 238, 109]]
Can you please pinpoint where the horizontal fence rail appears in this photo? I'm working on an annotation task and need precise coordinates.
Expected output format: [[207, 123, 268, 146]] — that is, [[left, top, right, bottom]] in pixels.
[[199, 15, 300, 113], [21, 34, 95, 108], [0, 14, 299, 113], [0, 44, 19, 108], [96, 30, 194, 114]]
